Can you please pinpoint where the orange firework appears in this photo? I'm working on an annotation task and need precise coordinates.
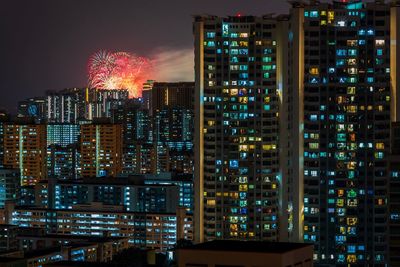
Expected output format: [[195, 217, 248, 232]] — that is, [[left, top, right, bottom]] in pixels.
[[87, 50, 153, 98]]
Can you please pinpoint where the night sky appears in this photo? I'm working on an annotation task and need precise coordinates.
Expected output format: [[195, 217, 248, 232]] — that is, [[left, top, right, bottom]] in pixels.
[[1, 0, 290, 112]]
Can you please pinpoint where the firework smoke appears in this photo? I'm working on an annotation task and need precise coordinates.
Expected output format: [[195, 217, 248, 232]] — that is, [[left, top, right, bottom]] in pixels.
[[88, 50, 152, 98], [151, 47, 194, 82]]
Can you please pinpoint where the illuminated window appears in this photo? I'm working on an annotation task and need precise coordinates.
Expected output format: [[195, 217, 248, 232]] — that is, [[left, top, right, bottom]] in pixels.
[[336, 49, 347, 56], [347, 87, 356, 94], [337, 59, 345, 66], [207, 41, 215, 47], [262, 144, 276, 151], [207, 120, 217, 127], [206, 199, 216, 206], [347, 105, 357, 113], [229, 160, 239, 168], [348, 58, 357, 65], [263, 57, 272, 63], [347, 255, 357, 263], [348, 68, 357, 74], [376, 143, 385, 149], [347, 217, 358, 226], [377, 198, 385, 205], [338, 189, 344, 197], [347, 40, 357, 46], [239, 184, 248, 191], [328, 11, 334, 23], [230, 89, 238, 96], [206, 32, 216, 38], [310, 11, 319, 17], [348, 77, 357, 83], [309, 143, 319, 149], [309, 67, 319, 75]]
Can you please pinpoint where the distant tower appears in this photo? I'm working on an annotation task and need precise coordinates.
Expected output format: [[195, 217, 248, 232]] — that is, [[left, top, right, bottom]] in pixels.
[[142, 80, 155, 113]]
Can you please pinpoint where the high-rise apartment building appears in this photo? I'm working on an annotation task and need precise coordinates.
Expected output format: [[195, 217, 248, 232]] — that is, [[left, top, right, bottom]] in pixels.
[[80, 120, 123, 177], [46, 89, 86, 123], [286, 1, 400, 265], [194, 15, 287, 242], [3, 122, 47, 185], [47, 124, 80, 147], [87, 89, 129, 120], [47, 144, 80, 179], [46, 124, 81, 179], [142, 80, 155, 113], [390, 122, 400, 265], [17, 88, 130, 123], [152, 82, 195, 175], [194, 1, 400, 266], [154, 108, 194, 174], [112, 100, 152, 175]]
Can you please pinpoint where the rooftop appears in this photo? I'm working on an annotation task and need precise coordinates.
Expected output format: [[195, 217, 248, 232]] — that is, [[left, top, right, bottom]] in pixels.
[[179, 240, 313, 254]]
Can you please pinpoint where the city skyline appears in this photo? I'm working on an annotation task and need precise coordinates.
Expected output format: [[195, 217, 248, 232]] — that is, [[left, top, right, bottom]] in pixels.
[[1, 0, 400, 266], [1, 0, 290, 112]]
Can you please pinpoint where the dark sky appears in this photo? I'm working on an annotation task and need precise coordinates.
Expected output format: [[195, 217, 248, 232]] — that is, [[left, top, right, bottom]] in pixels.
[[0, 0, 290, 112]]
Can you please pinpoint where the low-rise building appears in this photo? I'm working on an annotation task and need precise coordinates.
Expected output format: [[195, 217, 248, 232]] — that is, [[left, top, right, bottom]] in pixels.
[[34, 177, 179, 213], [177, 240, 313, 267], [0, 234, 132, 267], [5, 203, 192, 252]]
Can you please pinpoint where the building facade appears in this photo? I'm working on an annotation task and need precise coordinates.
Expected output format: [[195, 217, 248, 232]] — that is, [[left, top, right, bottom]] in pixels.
[[34, 177, 179, 213], [286, 1, 399, 265], [3, 123, 47, 186], [8, 204, 193, 252], [151, 82, 194, 113], [194, 15, 286, 242], [390, 122, 400, 265], [80, 122, 123, 177], [0, 169, 20, 208]]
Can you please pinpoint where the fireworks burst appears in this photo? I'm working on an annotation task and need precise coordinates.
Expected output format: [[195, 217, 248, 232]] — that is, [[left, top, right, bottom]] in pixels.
[[87, 50, 152, 98]]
